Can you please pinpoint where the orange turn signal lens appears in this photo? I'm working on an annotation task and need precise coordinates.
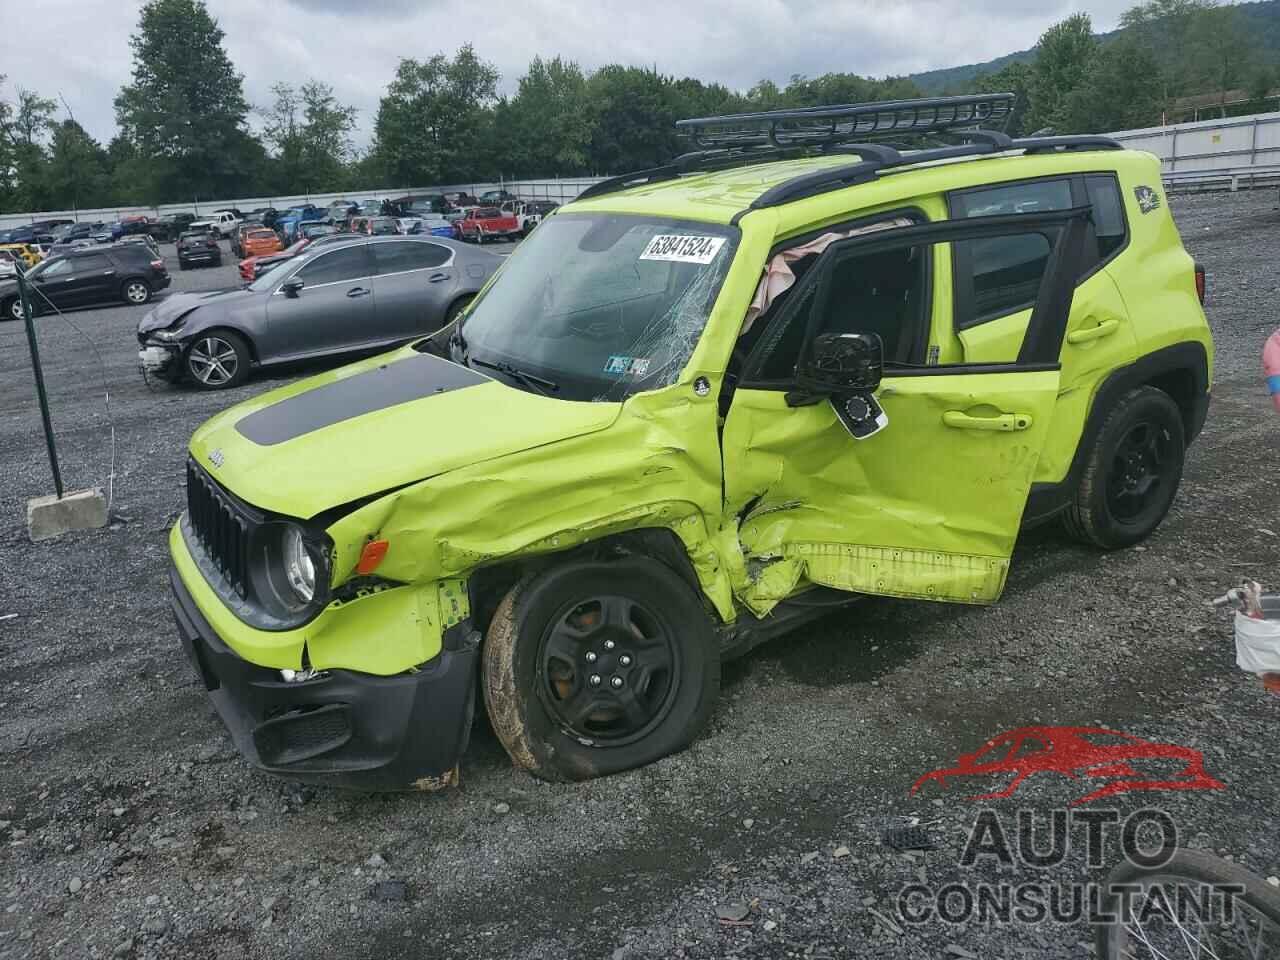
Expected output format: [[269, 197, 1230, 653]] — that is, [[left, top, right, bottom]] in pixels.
[[356, 539, 389, 575]]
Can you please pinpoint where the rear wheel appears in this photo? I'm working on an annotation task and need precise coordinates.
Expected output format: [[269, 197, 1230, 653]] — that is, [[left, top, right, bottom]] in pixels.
[[482, 556, 720, 781], [2, 296, 23, 322], [186, 330, 249, 390], [1063, 386, 1185, 549], [122, 278, 151, 305]]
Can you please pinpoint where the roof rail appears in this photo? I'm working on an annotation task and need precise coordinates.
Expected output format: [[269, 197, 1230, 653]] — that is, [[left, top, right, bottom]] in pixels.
[[750, 134, 1124, 208], [676, 94, 1016, 150]]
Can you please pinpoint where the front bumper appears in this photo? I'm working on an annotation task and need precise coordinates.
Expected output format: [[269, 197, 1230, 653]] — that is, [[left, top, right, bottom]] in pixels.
[[170, 565, 479, 790], [139, 343, 182, 381]]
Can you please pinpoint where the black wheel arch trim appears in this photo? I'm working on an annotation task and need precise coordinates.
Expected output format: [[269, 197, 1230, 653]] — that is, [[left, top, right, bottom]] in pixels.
[[1022, 340, 1209, 526]]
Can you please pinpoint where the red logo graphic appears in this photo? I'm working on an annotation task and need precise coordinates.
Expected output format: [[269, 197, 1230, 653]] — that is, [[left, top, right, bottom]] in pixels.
[[910, 726, 1225, 807]]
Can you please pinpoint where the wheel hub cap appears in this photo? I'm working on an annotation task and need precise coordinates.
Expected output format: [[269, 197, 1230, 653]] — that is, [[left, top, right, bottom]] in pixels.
[[189, 338, 238, 385], [537, 595, 678, 745], [1107, 421, 1171, 522]]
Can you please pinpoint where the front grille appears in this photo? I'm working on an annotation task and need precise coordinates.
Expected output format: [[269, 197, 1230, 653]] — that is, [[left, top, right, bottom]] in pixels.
[[186, 459, 252, 599]]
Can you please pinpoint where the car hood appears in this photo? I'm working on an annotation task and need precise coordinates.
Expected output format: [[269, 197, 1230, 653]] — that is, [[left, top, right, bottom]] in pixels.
[[187, 347, 621, 518], [137, 288, 255, 333]]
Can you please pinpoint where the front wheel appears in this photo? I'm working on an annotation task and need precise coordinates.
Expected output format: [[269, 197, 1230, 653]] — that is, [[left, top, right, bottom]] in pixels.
[[185, 330, 249, 390], [1095, 848, 1280, 959], [2, 296, 23, 322], [1063, 386, 1186, 549], [483, 556, 720, 781]]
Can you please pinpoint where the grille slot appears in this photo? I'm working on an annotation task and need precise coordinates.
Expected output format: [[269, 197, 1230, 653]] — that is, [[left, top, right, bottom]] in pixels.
[[253, 705, 352, 766], [186, 459, 251, 599]]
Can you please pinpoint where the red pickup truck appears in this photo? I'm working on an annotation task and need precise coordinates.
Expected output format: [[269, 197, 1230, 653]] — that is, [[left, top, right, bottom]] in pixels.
[[455, 206, 521, 244]]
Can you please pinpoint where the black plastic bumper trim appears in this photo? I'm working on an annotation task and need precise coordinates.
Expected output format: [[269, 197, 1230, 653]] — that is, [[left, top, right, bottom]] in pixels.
[[170, 564, 479, 790]]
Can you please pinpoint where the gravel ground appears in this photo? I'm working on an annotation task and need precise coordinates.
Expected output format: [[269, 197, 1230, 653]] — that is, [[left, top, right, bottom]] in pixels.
[[1, 197, 1278, 960]]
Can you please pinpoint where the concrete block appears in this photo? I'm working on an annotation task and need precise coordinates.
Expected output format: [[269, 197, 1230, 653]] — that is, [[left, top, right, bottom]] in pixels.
[[26, 487, 108, 542]]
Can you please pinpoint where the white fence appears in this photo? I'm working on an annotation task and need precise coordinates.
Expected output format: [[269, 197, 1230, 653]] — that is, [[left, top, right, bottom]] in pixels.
[[1108, 112, 1280, 193], [0, 176, 608, 231]]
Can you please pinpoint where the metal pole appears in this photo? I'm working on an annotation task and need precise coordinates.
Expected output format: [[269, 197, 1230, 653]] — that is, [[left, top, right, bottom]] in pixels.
[[17, 270, 64, 499]]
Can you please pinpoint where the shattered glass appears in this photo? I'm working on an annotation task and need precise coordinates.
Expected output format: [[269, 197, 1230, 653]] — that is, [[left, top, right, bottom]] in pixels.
[[458, 212, 739, 403]]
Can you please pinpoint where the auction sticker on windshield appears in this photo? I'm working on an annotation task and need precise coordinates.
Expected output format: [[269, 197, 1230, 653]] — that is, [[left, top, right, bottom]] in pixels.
[[639, 234, 726, 264]]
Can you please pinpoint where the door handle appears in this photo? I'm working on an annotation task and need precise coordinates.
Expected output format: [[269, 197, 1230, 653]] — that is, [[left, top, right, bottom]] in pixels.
[[346, 287, 370, 298], [427, 272, 449, 283], [943, 411, 1034, 432], [1066, 318, 1120, 344]]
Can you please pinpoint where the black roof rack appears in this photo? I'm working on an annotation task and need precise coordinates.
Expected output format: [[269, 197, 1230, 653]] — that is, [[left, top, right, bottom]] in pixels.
[[677, 93, 1016, 150], [576, 94, 1124, 208]]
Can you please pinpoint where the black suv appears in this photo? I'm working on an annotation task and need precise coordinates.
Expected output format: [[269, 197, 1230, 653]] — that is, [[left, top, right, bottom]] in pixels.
[[0, 245, 171, 321], [177, 230, 222, 270]]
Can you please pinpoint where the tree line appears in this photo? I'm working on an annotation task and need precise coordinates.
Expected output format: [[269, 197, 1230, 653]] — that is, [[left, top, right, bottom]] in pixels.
[[0, 0, 1270, 215]]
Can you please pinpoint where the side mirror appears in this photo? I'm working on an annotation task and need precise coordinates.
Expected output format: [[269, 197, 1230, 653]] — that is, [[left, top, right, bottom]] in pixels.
[[280, 277, 304, 298], [796, 332, 884, 395]]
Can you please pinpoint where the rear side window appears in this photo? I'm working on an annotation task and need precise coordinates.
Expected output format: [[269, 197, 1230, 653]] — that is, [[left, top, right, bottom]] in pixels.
[[295, 246, 371, 286], [73, 254, 112, 272], [373, 241, 450, 274], [951, 179, 1073, 218], [1085, 175, 1127, 259], [949, 174, 1129, 328], [955, 233, 1053, 328]]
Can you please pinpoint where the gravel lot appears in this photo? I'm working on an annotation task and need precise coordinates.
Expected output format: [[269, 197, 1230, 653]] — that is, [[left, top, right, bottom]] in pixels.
[[2, 198, 1278, 960]]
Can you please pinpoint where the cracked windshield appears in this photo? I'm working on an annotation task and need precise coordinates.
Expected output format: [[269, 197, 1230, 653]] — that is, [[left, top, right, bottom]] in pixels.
[[457, 213, 738, 401]]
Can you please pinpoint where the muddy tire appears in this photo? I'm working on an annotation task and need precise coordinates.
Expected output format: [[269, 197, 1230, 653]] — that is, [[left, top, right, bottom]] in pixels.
[[482, 556, 720, 781], [1063, 386, 1185, 549]]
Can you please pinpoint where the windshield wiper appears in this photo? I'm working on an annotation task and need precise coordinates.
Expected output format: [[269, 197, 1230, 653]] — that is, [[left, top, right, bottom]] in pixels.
[[470, 357, 560, 397]]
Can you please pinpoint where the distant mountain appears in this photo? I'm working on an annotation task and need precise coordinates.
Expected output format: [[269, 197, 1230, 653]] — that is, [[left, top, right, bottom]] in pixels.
[[908, 0, 1280, 94]]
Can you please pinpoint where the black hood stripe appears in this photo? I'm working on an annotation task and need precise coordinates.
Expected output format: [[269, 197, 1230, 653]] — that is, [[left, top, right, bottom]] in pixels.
[[235, 353, 487, 446]]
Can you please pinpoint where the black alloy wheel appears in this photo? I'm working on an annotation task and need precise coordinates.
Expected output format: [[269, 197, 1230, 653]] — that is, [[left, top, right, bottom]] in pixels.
[[536, 595, 680, 747]]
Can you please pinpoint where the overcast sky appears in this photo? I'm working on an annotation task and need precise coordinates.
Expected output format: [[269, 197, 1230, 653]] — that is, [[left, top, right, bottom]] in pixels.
[[6, 0, 1142, 149]]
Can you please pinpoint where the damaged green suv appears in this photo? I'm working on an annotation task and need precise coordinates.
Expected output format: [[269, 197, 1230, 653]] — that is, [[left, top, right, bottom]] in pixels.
[[169, 95, 1212, 789]]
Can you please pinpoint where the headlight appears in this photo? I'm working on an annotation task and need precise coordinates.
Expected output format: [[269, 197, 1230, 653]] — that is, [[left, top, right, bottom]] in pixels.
[[281, 525, 316, 603]]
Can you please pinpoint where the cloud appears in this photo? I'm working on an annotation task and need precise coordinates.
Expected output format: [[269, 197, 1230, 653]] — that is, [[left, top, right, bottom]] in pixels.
[[282, 0, 427, 16], [3, 0, 1142, 150]]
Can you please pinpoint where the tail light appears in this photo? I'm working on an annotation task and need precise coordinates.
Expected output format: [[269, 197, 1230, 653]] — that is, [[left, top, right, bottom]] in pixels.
[[1194, 263, 1206, 305], [150, 259, 165, 269]]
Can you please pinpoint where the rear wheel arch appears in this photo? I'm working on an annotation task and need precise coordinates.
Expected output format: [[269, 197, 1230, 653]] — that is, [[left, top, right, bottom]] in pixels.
[[1023, 342, 1208, 525]]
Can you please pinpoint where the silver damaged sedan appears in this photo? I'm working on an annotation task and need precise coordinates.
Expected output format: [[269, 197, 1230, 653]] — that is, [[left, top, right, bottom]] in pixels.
[[137, 236, 502, 389]]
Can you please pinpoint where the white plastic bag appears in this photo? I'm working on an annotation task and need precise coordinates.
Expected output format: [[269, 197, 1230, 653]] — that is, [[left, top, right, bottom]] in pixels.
[[1235, 611, 1280, 674]]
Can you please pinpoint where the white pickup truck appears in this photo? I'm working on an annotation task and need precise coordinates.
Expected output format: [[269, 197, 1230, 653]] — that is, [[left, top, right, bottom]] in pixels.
[[499, 200, 559, 237], [209, 210, 240, 238]]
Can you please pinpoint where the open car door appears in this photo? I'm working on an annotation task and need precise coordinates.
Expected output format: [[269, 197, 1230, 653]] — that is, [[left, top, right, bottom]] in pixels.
[[721, 208, 1091, 615]]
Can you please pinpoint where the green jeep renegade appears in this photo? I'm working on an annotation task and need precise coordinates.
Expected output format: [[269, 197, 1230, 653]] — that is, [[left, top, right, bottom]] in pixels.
[[168, 94, 1211, 788]]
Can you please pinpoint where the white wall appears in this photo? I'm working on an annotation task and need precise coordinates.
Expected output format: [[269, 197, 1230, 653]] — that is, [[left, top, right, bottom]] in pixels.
[[0, 176, 607, 231]]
